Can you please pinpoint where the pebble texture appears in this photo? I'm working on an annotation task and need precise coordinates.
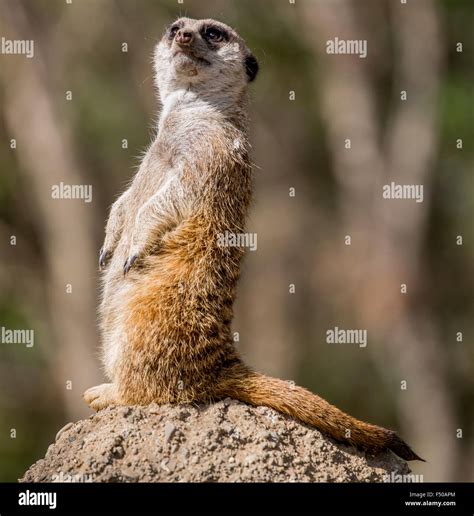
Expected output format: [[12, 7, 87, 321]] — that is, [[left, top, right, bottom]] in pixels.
[[21, 400, 411, 482]]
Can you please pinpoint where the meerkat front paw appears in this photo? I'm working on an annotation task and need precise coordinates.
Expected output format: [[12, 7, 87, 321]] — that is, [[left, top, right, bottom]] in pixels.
[[83, 383, 120, 411]]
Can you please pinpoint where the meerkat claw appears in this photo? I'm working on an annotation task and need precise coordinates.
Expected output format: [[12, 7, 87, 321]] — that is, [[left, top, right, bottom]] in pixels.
[[123, 254, 138, 275], [99, 247, 108, 269]]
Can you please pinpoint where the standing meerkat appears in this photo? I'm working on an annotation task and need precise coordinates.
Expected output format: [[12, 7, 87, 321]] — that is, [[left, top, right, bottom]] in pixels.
[[84, 17, 422, 462]]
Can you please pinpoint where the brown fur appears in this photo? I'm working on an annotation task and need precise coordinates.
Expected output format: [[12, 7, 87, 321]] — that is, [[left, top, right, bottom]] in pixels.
[[84, 18, 423, 462]]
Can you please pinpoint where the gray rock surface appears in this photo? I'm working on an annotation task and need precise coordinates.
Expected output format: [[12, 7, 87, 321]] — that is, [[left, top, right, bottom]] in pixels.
[[21, 400, 410, 482]]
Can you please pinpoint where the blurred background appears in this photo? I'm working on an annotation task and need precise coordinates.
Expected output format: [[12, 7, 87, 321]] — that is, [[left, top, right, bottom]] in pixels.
[[0, 0, 472, 482]]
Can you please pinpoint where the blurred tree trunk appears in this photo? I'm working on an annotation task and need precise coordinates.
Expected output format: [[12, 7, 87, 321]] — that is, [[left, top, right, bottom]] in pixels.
[[1, 0, 101, 420], [302, 0, 458, 480]]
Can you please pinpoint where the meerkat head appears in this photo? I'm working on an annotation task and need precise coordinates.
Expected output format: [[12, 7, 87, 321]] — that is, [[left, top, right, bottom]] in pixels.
[[154, 17, 258, 102]]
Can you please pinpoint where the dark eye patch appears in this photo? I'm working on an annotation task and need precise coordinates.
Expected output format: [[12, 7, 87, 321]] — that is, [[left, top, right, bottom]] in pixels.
[[168, 22, 182, 39], [201, 25, 228, 44]]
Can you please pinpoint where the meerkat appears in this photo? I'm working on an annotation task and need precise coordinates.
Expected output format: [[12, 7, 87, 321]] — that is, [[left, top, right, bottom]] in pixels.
[[84, 17, 422, 462]]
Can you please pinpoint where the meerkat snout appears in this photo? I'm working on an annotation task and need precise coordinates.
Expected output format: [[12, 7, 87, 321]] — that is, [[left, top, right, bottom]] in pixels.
[[175, 29, 194, 46]]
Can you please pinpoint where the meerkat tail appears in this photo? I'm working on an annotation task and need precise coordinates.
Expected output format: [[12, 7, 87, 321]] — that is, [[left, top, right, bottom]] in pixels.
[[216, 366, 424, 462]]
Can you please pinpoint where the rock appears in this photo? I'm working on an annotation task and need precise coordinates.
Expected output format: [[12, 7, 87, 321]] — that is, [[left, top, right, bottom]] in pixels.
[[55, 422, 74, 442], [164, 422, 177, 443], [20, 401, 411, 482]]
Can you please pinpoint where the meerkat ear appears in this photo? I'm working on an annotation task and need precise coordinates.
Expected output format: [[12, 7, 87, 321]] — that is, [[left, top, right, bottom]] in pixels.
[[245, 54, 259, 82]]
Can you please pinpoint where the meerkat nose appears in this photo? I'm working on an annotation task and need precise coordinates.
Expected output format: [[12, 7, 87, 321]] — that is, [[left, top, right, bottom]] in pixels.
[[175, 29, 194, 46]]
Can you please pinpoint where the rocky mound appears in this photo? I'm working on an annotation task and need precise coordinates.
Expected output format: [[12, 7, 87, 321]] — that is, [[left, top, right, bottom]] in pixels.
[[21, 400, 410, 482]]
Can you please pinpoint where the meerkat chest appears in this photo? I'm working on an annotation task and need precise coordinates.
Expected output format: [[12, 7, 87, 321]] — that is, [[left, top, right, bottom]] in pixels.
[[160, 100, 225, 159], [125, 146, 174, 214]]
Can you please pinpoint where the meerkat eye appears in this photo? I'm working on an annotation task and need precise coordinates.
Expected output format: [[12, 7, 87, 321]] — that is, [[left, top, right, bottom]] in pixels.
[[168, 25, 180, 39], [203, 27, 226, 43]]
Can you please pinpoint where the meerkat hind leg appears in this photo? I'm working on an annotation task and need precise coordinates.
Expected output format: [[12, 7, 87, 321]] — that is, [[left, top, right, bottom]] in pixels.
[[83, 383, 120, 411]]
